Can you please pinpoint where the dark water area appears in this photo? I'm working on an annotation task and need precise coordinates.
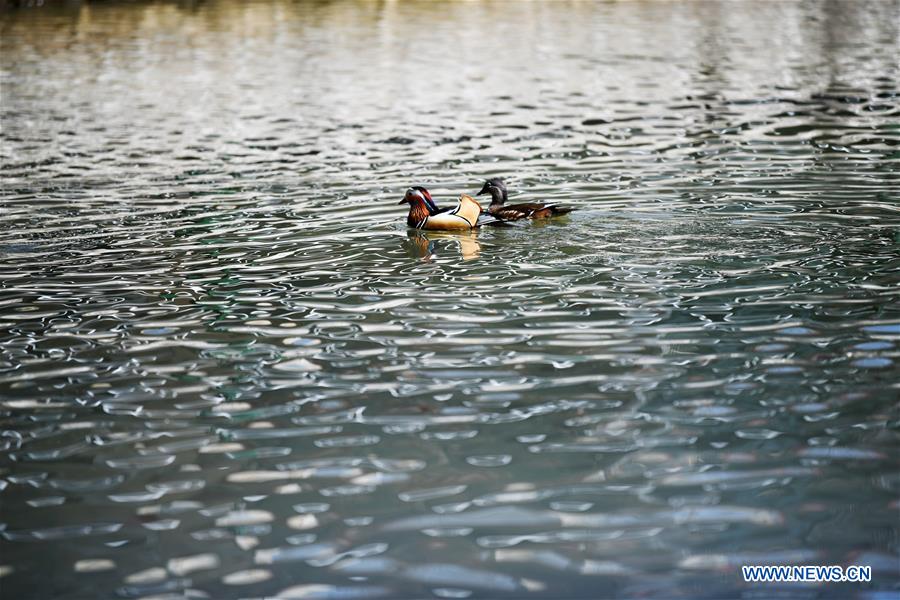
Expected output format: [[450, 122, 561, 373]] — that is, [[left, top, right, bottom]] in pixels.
[[1, 0, 899, 598]]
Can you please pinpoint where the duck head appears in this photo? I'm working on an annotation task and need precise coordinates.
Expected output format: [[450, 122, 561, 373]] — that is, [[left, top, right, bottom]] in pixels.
[[476, 177, 508, 205], [399, 186, 440, 214]]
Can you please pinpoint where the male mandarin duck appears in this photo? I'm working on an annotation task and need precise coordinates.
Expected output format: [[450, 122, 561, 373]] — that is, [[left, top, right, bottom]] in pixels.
[[398, 186, 486, 230], [477, 177, 574, 220]]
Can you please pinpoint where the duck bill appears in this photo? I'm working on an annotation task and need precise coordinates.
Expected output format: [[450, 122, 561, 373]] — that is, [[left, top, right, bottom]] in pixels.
[[398, 198, 409, 204], [476, 183, 490, 196]]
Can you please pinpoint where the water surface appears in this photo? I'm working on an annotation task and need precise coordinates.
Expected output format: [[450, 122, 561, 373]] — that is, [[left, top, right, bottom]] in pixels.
[[1, 1, 899, 598]]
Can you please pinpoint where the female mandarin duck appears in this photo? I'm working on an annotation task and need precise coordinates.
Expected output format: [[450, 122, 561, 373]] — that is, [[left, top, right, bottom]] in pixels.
[[477, 177, 574, 220], [399, 186, 485, 230]]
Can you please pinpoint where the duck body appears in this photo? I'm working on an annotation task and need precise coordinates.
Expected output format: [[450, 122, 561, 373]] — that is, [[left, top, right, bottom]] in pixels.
[[399, 187, 484, 231], [477, 178, 574, 220], [490, 202, 573, 220]]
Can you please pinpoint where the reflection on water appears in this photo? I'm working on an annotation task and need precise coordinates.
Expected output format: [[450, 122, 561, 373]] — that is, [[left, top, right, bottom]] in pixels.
[[1, 0, 898, 598], [406, 229, 482, 262]]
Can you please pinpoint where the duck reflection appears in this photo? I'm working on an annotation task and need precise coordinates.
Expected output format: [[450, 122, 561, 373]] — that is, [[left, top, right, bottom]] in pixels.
[[404, 229, 481, 261]]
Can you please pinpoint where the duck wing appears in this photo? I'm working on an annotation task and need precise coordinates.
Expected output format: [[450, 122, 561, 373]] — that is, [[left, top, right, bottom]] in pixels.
[[493, 202, 574, 220], [455, 194, 483, 225]]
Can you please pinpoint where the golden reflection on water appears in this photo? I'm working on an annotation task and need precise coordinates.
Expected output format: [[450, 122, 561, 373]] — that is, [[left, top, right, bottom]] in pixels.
[[405, 228, 481, 262]]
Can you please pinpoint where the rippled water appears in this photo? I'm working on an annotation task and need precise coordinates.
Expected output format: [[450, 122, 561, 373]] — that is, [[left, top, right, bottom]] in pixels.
[[1, 1, 899, 598]]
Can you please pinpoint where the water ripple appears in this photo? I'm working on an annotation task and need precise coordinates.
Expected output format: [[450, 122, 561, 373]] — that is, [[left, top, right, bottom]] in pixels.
[[1, 0, 898, 598]]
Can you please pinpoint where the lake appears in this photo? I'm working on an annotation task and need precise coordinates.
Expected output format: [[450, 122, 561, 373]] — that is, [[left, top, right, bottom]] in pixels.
[[0, 0, 898, 598]]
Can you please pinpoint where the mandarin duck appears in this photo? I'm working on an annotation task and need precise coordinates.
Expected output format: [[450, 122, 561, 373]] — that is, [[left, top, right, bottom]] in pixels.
[[477, 178, 574, 220], [399, 186, 488, 230]]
